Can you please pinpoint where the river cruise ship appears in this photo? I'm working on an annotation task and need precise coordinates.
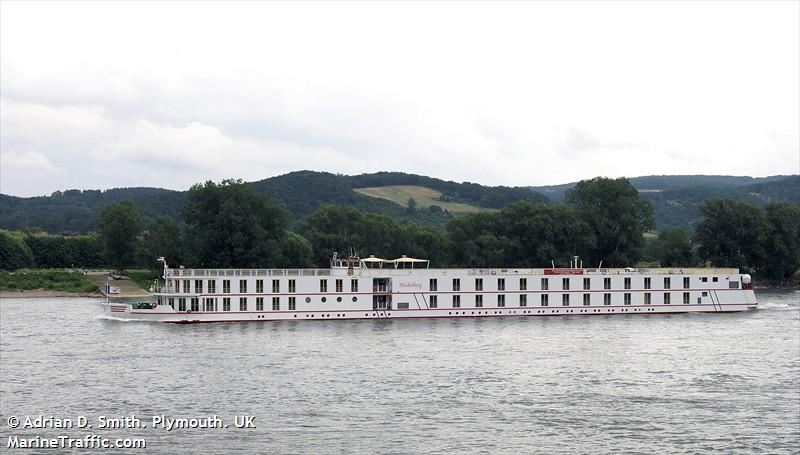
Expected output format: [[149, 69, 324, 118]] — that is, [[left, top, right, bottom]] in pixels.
[[103, 255, 757, 323]]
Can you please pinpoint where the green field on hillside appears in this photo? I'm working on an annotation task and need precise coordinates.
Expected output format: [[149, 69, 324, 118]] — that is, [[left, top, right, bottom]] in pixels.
[[354, 186, 488, 213]]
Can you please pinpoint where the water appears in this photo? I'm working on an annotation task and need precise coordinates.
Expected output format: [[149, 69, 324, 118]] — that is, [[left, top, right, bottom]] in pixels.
[[1, 292, 798, 454]]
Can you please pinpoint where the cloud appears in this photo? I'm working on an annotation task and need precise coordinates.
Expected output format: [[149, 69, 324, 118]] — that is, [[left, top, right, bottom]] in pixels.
[[1, 1, 798, 196], [0, 149, 61, 196]]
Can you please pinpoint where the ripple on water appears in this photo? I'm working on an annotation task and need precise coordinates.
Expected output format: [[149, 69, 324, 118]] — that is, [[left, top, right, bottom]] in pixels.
[[0, 293, 798, 454]]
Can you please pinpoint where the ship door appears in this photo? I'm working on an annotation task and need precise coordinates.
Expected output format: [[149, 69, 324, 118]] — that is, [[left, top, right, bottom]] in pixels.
[[372, 278, 392, 310]]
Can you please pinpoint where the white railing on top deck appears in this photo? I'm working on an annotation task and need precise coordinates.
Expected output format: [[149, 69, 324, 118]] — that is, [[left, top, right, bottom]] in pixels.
[[167, 268, 331, 277], [166, 266, 740, 278]]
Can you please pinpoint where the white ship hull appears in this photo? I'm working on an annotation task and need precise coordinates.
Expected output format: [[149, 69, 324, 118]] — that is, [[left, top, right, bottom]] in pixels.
[[104, 262, 758, 323]]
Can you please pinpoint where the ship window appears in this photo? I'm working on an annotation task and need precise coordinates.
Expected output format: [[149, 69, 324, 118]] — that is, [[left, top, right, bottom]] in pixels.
[[289, 297, 296, 311], [178, 298, 186, 312], [683, 277, 690, 289], [475, 295, 483, 307], [562, 278, 570, 290], [183, 280, 190, 293], [604, 278, 611, 290], [452, 295, 461, 308], [204, 298, 215, 311], [497, 294, 505, 307], [239, 280, 247, 293], [321, 297, 327, 303], [520, 294, 527, 307], [272, 279, 280, 293], [208, 280, 216, 294], [664, 277, 671, 289], [541, 278, 549, 290], [713, 277, 718, 282], [336, 279, 343, 293], [452, 279, 460, 292], [702, 291, 708, 297], [351, 279, 358, 293], [729, 282, 739, 289], [305, 297, 311, 303], [644, 277, 651, 290], [583, 278, 590, 290], [475, 278, 483, 291], [191, 298, 199, 312], [583, 294, 591, 306], [239, 297, 247, 312], [272, 297, 280, 311], [562, 294, 570, 306], [540, 294, 549, 306], [683, 292, 690, 304], [194, 280, 203, 294], [287, 280, 296, 293], [168, 298, 175, 309], [603, 293, 611, 305], [337, 296, 342, 303], [644, 293, 651, 305], [429, 295, 438, 308], [430, 279, 437, 292], [624, 293, 631, 305], [223, 280, 231, 294], [223, 298, 231, 312], [319, 279, 328, 293], [497, 278, 505, 291], [664, 293, 671, 304], [520, 278, 527, 291], [256, 280, 264, 293], [256, 297, 264, 311], [701, 277, 708, 282], [624, 278, 631, 290], [352, 296, 358, 302]]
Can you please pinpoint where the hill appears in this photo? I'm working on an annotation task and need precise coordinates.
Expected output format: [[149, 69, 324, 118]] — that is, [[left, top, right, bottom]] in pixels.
[[531, 174, 799, 231], [353, 185, 487, 213], [0, 171, 546, 233], [2, 172, 795, 234]]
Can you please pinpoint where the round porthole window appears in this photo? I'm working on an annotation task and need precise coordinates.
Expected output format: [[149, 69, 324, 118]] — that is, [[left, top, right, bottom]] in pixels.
[[337, 297, 342, 303], [352, 296, 358, 302], [321, 297, 327, 303], [305, 297, 311, 303]]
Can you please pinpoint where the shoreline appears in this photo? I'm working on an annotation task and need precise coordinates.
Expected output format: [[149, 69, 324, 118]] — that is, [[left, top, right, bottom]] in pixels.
[[0, 290, 104, 298]]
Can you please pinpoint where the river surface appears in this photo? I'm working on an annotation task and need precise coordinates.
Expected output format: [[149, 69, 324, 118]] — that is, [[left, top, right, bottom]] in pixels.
[[1, 291, 798, 454]]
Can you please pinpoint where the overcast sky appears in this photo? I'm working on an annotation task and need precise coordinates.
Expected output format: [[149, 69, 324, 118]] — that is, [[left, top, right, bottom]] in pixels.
[[1, 1, 798, 197]]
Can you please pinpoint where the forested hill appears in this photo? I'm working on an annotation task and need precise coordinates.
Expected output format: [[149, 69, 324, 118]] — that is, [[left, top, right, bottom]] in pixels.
[[532, 174, 800, 231], [2, 172, 796, 234], [0, 171, 547, 234]]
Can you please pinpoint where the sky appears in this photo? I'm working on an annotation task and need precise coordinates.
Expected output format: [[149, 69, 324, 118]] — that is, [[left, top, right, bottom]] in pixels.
[[1, 1, 798, 197]]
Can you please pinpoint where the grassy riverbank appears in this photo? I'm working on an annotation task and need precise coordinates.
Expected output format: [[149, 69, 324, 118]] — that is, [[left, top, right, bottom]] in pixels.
[[0, 269, 100, 294], [125, 269, 160, 291]]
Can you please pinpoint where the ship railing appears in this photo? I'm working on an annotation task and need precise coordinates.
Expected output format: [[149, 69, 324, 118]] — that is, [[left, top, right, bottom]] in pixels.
[[166, 268, 331, 277]]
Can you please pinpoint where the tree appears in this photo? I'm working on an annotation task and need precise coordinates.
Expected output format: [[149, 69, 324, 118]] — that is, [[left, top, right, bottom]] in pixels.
[[98, 201, 142, 271], [301, 206, 400, 266], [445, 201, 595, 268], [565, 177, 655, 267], [274, 231, 314, 268], [24, 233, 104, 268], [142, 216, 181, 268], [0, 231, 35, 270], [759, 203, 800, 280], [182, 180, 290, 268], [650, 228, 697, 267], [694, 199, 767, 270]]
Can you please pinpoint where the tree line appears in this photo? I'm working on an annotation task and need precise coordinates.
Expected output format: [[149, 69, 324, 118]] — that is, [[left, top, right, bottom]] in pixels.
[[1, 177, 797, 281]]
